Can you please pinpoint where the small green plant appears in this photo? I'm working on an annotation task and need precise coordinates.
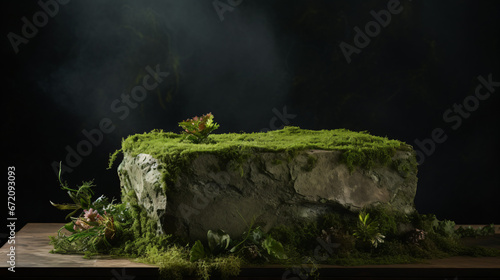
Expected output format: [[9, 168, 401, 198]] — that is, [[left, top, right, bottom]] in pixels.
[[179, 113, 220, 143], [435, 219, 456, 238], [50, 207, 118, 255], [230, 214, 287, 261], [190, 226, 287, 263], [353, 211, 385, 248], [189, 229, 231, 261], [190, 214, 287, 264], [50, 165, 122, 255], [50, 162, 95, 219]]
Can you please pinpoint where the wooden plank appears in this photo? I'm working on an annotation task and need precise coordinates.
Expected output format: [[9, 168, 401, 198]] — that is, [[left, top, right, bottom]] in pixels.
[[0, 223, 156, 268]]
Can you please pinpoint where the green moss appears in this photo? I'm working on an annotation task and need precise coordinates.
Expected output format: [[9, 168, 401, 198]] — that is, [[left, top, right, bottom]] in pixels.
[[108, 127, 414, 190], [364, 205, 411, 239], [268, 204, 500, 267], [272, 159, 283, 165], [268, 222, 320, 255], [107, 148, 122, 170], [302, 155, 318, 172], [392, 155, 418, 178]]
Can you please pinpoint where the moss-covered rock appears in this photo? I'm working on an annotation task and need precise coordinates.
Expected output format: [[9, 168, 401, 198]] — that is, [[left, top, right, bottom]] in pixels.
[[114, 127, 417, 241]]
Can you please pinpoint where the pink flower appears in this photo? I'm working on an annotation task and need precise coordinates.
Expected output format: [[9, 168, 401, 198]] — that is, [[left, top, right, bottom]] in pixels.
[[73, 219, 91, 231], [84, 208, 99, 222]]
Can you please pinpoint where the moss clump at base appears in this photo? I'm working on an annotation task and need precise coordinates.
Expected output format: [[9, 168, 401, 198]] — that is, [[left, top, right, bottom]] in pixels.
[[108, 126, 415, 190], [268, 204, 499, 267]]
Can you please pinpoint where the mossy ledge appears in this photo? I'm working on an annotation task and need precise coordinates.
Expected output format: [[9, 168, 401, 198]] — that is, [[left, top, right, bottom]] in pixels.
[[112, 126, 418, 241], [109, 126, 415, 188]]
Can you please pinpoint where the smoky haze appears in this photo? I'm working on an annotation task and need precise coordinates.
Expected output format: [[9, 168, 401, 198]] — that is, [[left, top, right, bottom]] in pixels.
[[36, 0, 292, 138]]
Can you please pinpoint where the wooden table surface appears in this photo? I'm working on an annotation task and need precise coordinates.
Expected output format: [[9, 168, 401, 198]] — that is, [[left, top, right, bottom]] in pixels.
[[1, 223, 500, 279], [0, 223, 156, 268]]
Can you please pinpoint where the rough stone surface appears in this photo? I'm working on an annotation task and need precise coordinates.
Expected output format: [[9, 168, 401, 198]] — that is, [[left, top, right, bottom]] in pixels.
[[118, 149, 417, 241], [118, 153, 167, 235]]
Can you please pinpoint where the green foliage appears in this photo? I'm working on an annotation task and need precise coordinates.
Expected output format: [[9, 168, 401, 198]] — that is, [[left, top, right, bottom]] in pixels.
[[455, 224, 496, 238], [207, 229, 231, 255], [140, 245, 195, 280], [353, 211, 385, 248], [50, 162, 95, 219], [410, 214, 457, 238], [190, 229, 234, 262], [50, 203, 122, 255], [49, 166, 120, 255], [190, 240, 206, 262], [268, 222, 321, 256], [392, 156, 418, 178], [189, 213, 288, 264], [231, 226, 287, 261], [190, 224, 288, 265], [365, 206, 398, 238], [410, 213, 439, 233], [435, 220, 456, 238], [261, 235, 287, 259], [178, 113, 220, 143], [107, 148, 122, 170], [193, 256, 242, 280]]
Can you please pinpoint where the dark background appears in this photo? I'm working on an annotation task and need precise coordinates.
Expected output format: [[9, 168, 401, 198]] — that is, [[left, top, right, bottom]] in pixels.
[[2, 0, 500, 245]]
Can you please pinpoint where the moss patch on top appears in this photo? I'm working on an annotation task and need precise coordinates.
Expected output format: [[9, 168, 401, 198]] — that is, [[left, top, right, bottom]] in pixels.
[[109, 126, 415, 189]]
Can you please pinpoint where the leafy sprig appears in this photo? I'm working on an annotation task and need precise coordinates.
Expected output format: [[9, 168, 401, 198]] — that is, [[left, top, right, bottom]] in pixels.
[[50, 162, 95, 219], [353, 211, 385, 248], [178, 113, 220, 143]]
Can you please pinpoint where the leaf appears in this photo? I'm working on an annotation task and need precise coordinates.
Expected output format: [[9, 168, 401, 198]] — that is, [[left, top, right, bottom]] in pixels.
[[64, 222, 76, 233], [261, 236, 287, 259], [190, 240, 206, 262], [248, 227, 264, 245], [50, 201, 79, 210], [80, 198, 88, 207], [65, 209, 80, 220], [220, 232, 231, 250]]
